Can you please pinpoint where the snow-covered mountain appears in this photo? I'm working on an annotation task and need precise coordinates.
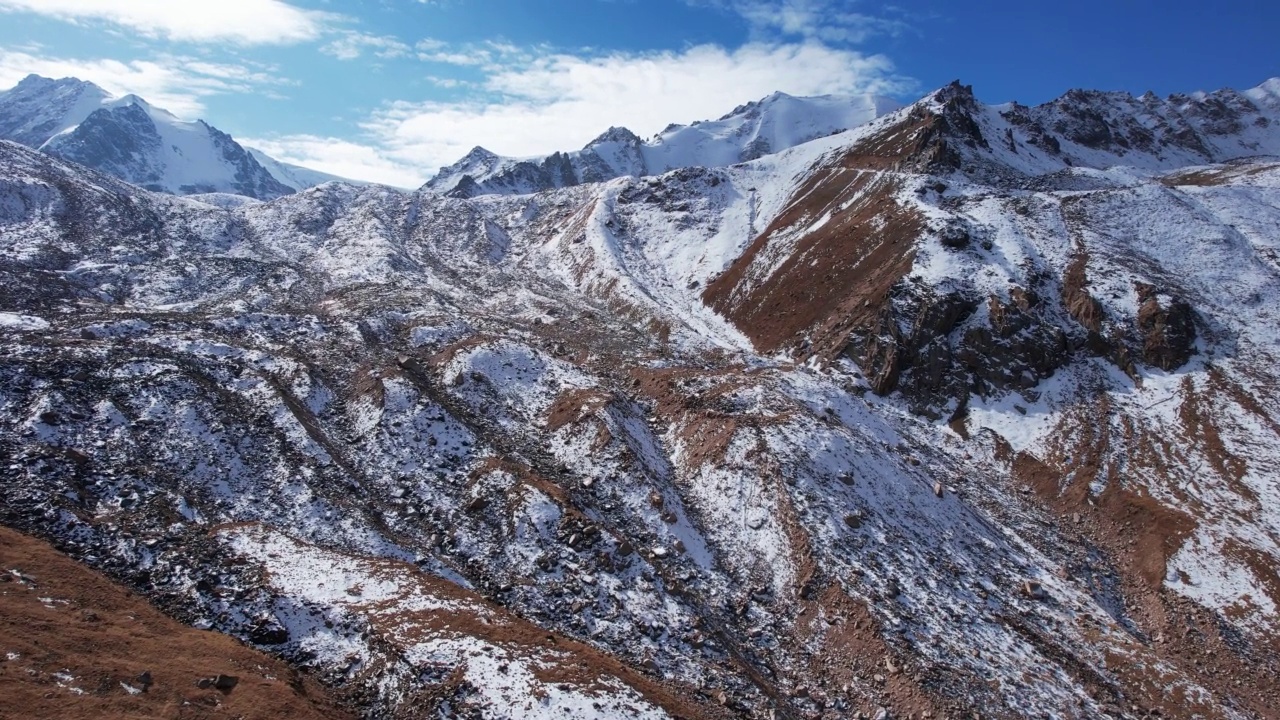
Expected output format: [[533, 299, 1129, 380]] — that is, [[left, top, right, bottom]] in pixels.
[[0, 74, 356, 199], [0, 74, 112, 147], [3, 76, 1280, 720], [426, 91, 903, 197]]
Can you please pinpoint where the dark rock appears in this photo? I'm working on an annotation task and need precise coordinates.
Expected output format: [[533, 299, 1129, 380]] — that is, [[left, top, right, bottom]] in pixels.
[[213, 674, 239, 691], [249, 622, 290, 645], [1135, 283, 1196, 370], [939, 223, 970, 249], [1022, 580, 1047, 600]]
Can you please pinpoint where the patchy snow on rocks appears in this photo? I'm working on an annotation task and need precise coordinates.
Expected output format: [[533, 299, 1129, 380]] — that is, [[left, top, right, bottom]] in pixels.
[[2, 77, 1280, 720]]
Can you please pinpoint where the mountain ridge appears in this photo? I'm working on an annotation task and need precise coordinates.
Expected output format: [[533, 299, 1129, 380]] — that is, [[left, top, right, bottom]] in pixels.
[[426, 91, 905, 197], [1, 75, 1280, 719]]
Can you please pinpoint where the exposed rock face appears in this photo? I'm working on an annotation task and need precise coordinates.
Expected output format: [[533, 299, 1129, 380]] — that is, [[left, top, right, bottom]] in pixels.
[[958, 289, 1070, 395], [1135, 283, 1198, 370], [43, 102, 166, 187], [857, 288, 978, 405], [998, 82, 1280, 168], [1062, 252, 1105, 335], [704, 78, 1232, 414]]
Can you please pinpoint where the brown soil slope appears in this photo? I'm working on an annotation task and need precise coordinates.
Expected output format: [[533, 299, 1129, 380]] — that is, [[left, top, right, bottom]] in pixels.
[[0, 526, 352, 720], [702, 104, 950, 360]]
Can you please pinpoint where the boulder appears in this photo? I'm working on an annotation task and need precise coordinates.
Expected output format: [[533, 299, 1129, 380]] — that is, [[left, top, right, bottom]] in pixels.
[[1022, 580, 1047, 600]]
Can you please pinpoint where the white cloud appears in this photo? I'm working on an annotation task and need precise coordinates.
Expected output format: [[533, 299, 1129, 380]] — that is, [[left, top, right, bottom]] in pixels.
[[246, 41, 914, 187], [322, 31, 411, 61], [241, 134, 424, 189], [701, 0, 910, 44], [0, 0, 334, 45], [358, 41, 913, 180], [414, 38, 535, 69], [0, 48, 291, 117]]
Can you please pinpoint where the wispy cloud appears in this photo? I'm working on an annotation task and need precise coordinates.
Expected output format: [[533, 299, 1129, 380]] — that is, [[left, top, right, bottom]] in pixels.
[[267, 40, 913, 187], [322, 31, 411, 61], [698, 0, 911, 44], [0, 48, 294, 117], [414, 38, 538, 69], [0, 0, 337, 45]]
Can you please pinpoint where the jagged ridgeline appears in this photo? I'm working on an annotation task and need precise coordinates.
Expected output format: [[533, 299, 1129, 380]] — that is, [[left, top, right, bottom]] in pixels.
[[2, 76, 1280, 719]]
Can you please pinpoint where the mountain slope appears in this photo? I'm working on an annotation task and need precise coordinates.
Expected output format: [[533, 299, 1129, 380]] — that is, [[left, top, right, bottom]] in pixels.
[[426, 92, 902, 197], [0, 526, 354, 719], [1, 77, 1279, 720], [0, 75, 354, 200]]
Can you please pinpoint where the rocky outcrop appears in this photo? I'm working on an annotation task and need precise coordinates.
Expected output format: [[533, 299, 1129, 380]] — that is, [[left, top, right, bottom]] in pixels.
[[851, 288, 978, 407], [44, 102, 165, 186], [1135, 283, 1197, 370], [997, 83, 1280, 169], [958, 289, 1070, 394], [1062, 252, 1105, 335], [845, 286, 1071, 416]]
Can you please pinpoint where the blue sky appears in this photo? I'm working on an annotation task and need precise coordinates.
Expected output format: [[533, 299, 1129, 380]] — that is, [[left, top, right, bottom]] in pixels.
[[0, 0, 1276, 187]]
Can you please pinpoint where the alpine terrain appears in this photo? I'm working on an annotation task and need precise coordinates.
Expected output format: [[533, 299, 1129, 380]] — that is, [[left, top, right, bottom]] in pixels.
[[0, 75, 357, 200], [2, 75, 1280, 720]]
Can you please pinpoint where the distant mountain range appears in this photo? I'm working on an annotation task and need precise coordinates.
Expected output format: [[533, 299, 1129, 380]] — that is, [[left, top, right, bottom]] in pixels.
[[0, 74, 361, 200], [426, 92, 904, 197]]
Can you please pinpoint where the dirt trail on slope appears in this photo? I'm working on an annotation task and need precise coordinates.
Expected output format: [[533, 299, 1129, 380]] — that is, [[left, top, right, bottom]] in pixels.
[[0, 526, 352, 720]]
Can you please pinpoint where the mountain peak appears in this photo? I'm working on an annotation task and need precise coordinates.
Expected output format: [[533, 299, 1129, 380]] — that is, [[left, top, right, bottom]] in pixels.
[[13, 73, 102, 93], [112, 93, 150, 108], [586, 126, 641, 148], [929, 80, 978, 108], [462, 145, 497, 161]]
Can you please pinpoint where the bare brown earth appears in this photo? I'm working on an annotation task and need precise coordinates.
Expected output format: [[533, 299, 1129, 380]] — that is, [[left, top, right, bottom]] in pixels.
[[1161, 160, 1280, 188], [1000, 389, 1280, 720], [0, 526, 353, 720], [703, 119, 931, 363]]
